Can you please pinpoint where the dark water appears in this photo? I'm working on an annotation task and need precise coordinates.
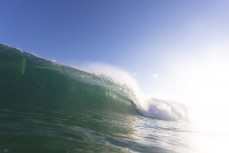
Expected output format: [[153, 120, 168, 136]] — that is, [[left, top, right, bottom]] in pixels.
[[0, 44, 196, 153]]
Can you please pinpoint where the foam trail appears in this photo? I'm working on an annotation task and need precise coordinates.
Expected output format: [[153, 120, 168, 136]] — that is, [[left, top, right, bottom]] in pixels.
[[143, 98, 188, 121], [77, 63, 188, 121]]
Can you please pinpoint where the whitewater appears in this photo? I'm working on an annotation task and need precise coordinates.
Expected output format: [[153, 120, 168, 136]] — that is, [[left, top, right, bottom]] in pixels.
[[0, 44, 228, 153]]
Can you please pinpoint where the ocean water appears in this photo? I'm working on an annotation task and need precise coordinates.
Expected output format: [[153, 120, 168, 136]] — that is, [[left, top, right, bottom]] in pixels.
[[0, 44, 228, 153]]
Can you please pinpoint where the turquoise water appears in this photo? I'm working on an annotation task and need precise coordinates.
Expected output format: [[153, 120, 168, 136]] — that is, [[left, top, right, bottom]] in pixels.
[[0, 44, 216, 153]]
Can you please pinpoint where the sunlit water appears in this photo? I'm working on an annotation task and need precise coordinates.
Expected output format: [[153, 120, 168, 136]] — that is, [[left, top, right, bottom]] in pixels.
[[1, 105, 228, 153]]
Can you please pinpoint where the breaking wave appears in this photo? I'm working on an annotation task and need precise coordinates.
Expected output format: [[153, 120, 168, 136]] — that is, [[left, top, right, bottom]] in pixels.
[[0, 44, 187, 121]]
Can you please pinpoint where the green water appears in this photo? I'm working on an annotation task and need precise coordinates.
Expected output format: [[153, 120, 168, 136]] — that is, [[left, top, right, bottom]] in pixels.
[[0, 44, 194, 153]]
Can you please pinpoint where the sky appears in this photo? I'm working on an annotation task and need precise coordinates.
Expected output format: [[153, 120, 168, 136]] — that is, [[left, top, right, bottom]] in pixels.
[[1, 0, 229, 120]]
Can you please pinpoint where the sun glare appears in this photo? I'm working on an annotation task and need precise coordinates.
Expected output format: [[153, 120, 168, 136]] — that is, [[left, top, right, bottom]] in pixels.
[[152, 48, 229, 123], [184, 55, 229, 122], [166, 50, 229, 152]]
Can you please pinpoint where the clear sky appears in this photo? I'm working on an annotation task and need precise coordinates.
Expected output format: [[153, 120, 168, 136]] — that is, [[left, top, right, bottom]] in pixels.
[[1, 0, 229, 118]]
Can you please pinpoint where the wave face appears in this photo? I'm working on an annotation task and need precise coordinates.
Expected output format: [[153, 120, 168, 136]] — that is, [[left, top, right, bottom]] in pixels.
[[0, 44, 140, 116]]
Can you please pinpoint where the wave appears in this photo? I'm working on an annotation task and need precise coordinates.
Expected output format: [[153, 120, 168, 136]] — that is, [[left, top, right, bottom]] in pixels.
[[0, 44, 187, 121]]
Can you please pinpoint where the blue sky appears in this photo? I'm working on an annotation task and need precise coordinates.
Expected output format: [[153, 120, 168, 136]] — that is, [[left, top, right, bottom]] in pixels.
[[1, 0, 229, 104]]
